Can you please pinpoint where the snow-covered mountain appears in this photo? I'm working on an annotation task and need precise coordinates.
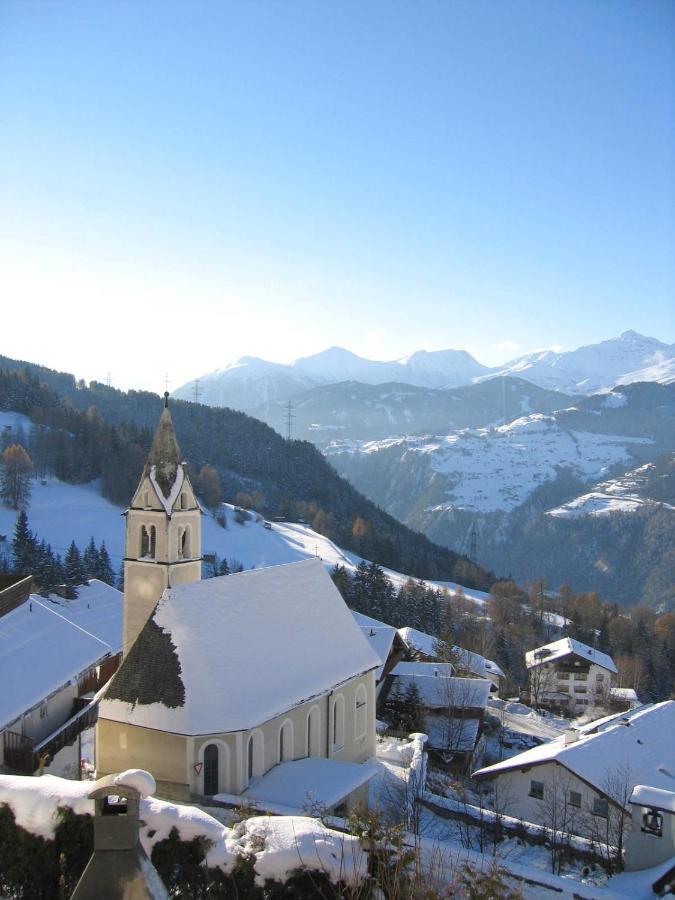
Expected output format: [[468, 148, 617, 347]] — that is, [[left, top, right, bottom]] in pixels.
[[175, 346, 492, 410], [484, 331, 675, 394], [175, 331, 674, 412]]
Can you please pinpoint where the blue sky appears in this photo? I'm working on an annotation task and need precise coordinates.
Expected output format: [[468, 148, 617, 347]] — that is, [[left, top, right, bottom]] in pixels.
[[1, 0, 673, 391]]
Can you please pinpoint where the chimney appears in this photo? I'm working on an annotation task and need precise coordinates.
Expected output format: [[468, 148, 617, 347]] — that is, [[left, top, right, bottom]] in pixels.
[[71, 770, 167, 899]]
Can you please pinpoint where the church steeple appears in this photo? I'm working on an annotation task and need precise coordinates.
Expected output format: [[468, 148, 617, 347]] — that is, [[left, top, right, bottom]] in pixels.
[[122, 395, 202, 655]]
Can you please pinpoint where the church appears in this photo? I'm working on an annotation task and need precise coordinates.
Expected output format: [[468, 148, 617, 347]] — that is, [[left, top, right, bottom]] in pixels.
[[96, 396, 380, 809]]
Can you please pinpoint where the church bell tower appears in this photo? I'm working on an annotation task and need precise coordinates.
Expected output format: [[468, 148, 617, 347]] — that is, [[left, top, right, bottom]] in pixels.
[[122, 393, 201, 655]]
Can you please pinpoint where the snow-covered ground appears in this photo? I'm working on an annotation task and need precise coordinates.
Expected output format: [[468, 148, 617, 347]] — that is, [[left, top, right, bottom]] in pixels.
[[0, 472, 488, 604], [328, 415, 650, 513], [546, 460, 675, 519]]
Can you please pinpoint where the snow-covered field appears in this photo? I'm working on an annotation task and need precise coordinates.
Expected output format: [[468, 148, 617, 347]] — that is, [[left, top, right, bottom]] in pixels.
[[0, 473, 487, 605], [546, 461, 675, 519], [329, 414, 650, 513]]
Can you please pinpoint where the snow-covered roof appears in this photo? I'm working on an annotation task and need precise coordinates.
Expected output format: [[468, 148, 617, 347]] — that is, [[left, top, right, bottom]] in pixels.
[[352, 611, 399, 681], [0, 580, 122, 730], [630, 785, 675, 813], [452, 646, 505, 681], [102, 559, 381, 735], [610, 687, 639, 702], [424, 715, 481, 754], [474, 702, 675, 800], [398, 626, 440, 658], [241, 757, 378, 812], [397, 627, 504, 681], [391, 673, 491, 710], [392, 661, 455, 678], [525, 637, 617, 674]]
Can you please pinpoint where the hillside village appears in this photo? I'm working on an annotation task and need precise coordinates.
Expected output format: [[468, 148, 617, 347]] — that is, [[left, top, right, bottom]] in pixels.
[[0, 394, 673, 898]]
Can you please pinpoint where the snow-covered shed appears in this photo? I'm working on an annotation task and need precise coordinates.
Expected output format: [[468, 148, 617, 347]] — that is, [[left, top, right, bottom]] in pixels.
[[0, 580, 122, 772], [473, 701, 675, 839], [98, 559, 381, 806]]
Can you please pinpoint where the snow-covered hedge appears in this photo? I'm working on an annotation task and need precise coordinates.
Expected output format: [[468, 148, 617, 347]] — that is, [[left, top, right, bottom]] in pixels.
[[0, 774, 367, 897]]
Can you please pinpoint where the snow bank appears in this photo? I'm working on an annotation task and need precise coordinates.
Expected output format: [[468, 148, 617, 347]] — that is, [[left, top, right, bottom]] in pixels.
[[377, 738, 415, 766]]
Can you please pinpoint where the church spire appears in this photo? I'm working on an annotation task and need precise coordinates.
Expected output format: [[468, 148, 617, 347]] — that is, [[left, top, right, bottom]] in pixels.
[[122, 394, 202, 654], [145, 393, 182, 501]]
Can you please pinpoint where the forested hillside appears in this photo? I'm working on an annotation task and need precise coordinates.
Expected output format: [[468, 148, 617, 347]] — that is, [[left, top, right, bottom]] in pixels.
[[0, 359, 492, 588]]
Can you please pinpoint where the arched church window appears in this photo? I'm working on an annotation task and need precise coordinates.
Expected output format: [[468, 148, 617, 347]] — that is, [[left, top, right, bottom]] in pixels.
[[203, 744, 218, 795], [247, 731, 264, 781], [279, 721, 293, 763], [180, 492, 188, 509], [332, 695, 345, 751], [354, 685, 367, 740], [307, 707, 320, 757], [149, 525, 156, 558], [247, 736, 254, 781], [181, 527, 190, 559]]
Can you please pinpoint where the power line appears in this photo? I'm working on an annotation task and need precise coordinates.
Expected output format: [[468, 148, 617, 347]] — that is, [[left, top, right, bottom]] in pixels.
[[284, 399, 295, 441]]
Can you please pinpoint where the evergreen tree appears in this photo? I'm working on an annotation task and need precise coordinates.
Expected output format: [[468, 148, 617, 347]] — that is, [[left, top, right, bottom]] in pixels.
[[95, 541, 115, 585], [116, 564, 125, 591], [218, 558, 230, 576], [64, 541, 85, 594], [82, 537, 98, 579], [11, 510, 37, 573]]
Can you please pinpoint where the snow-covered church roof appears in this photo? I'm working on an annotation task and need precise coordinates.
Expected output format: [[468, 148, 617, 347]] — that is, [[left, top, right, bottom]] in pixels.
[[101, 559, 381, 735]]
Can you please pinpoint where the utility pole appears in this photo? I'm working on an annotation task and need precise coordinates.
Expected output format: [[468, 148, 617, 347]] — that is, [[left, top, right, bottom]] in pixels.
[[469, 521, 478, 562], [193, 378, 201, 404], [284, 399, 295, 441]]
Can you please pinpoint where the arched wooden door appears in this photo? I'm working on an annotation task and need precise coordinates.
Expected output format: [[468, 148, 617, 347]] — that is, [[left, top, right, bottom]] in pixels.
[[203, 744, 219, 795]]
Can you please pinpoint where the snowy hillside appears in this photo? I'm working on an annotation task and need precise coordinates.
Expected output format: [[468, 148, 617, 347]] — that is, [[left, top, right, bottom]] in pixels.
[[328, 414, 651, 514], [175, 331, 674, 412], [546, 458, 675, 519], [0, 475, 487, 606]]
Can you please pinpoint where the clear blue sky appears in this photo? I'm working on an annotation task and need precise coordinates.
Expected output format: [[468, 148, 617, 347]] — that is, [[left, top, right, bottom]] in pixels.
[[1, 0, 673, 391]]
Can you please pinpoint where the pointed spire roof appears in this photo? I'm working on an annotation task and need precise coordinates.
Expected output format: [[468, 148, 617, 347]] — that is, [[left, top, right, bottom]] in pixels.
[[146, 393, 183, 499]]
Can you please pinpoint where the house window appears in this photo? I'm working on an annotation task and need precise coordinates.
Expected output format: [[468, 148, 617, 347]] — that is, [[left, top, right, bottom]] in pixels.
[[354, 685, 367, 740], [574, 673, 588, 681], [558, 673, 570, 680], [569, 791, 582, 808], [642, 809, 664, 837], [529, 780, 544, 800], [558, 685, 569, 692], [574, 686, 587, 694], [203, 744, 219, 795], [596, 673, 604, 683], [593, 798, 608, 818], [332, 695, 345, 751]]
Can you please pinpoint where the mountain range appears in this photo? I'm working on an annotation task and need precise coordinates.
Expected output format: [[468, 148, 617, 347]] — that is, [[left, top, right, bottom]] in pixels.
[[175, 331, 675, 413]]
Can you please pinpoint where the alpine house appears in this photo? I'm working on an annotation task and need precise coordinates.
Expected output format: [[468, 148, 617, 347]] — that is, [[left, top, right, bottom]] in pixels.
[[96, 396, 381, 810]]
